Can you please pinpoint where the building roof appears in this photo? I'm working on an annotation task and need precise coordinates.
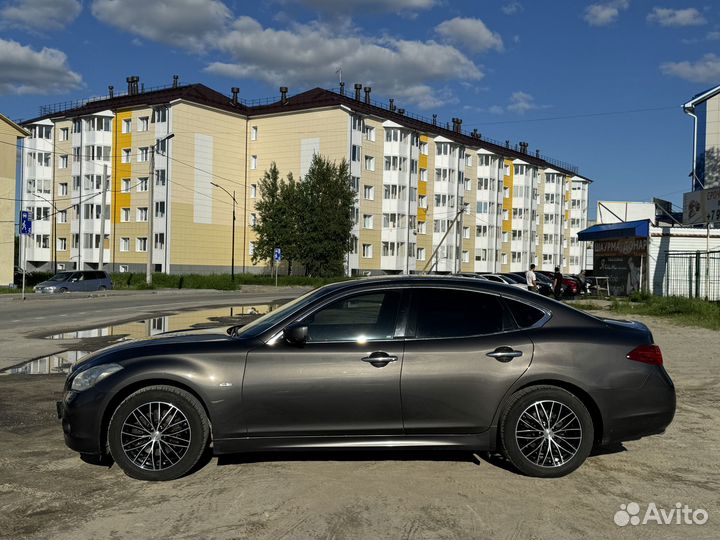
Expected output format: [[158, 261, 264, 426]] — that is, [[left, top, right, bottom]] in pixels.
[[0, 113, 29, 137], [24, 82, 583, 178], [683, 84, 720, 109], [577, 219, 651, 241]]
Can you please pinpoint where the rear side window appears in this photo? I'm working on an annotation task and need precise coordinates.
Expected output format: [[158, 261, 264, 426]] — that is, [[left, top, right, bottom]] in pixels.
[[411, 288, 504, 338], [503, 298, 546, 328]]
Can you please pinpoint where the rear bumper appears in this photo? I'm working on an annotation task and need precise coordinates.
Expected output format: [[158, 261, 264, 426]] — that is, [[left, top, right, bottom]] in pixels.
[[599, 367, 676, 445]]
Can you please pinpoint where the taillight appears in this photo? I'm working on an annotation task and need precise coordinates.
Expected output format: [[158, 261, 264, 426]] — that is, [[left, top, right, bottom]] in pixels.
[[627, 345, 663, 366]]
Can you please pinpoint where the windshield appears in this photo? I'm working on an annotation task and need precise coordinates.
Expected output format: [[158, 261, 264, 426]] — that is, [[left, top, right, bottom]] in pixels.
[[233, 287, 327, 339], [48, 272, 73, 282]]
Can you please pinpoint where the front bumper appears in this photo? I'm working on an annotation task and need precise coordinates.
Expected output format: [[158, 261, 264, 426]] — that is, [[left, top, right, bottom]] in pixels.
[[57, 388, 107, 455]]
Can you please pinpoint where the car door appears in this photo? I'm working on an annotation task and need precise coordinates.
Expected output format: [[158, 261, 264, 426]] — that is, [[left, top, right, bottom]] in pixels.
[[401, 287, 536, 434], [242, 288, 407, 437]]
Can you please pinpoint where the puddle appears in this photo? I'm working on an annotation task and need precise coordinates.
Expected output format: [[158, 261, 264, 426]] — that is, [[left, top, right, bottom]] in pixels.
[[2, 303, 279, 376]]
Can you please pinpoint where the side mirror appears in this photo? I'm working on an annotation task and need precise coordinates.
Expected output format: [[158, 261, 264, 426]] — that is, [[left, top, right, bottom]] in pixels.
[[283, 324, 308, 346]]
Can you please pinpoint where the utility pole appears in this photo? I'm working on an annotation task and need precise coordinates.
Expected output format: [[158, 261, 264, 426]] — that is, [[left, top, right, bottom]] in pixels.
[[422, 204, 467, 273], [147, 133, 174, 285], [99, 164, 108, 271]]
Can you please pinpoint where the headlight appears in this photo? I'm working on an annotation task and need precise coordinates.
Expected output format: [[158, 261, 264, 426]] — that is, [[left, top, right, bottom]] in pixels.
[[45, 286, 56, 292], [71, 363, 123, 392]]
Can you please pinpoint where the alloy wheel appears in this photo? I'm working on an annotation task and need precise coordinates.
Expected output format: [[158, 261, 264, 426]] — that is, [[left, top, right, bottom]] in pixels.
[[515, 400, 582, 467]]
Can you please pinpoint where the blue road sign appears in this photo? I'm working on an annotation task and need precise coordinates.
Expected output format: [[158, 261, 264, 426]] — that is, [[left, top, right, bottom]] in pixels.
[[19, 211, 32, 235], [273, 247, 282, 262]]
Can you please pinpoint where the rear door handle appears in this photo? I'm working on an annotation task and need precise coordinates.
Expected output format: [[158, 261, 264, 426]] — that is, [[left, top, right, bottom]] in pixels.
[[486, 347, 523, 361], [361, 352, 398, 367]]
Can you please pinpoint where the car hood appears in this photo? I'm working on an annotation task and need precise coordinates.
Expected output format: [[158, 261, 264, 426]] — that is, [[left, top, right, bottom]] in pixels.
[[69, 331, 234, 374], [35, 280, 64, 288]]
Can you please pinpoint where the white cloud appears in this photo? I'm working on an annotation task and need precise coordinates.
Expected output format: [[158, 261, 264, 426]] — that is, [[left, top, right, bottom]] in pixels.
[[286, 0, 435, 13], [0, 0, 81, 30], [0, 38, 82, 94], [91, 0, 231, 52], [707, 31, 720, 40], [502, 2, 522, 15], [204, 17, 482, 109], [583, 0, 629, 26], [435, 17, 503, 53], [661, 53, 720, 82], [490, 91, 548, 115], [647, 7, 706, 26]]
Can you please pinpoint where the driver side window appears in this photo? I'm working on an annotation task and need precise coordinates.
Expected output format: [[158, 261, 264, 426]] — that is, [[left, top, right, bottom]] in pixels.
[[303, 291, 402, 343]]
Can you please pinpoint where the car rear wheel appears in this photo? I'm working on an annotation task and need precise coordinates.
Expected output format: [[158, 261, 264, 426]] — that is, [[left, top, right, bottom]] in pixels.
[[107, 385, 210, 481], [98, 286, 107, 291], [500, 386, 594, 477]]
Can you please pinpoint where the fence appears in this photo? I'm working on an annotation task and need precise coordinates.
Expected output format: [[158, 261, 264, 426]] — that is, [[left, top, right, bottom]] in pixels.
[[663, 250, 720, 301]]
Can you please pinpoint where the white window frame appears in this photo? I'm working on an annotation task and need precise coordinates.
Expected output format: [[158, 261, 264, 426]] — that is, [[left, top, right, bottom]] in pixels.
[[136, 237, 148, 252]]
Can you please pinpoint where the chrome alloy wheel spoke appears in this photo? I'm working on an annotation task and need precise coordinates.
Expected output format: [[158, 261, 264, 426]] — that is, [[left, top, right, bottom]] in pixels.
[[515, 400, 582, 468], [121, 402, 192, 471]]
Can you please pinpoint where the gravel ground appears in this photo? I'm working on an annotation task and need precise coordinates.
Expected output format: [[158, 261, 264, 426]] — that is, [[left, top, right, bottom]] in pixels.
[[0, 311, 718, 540]]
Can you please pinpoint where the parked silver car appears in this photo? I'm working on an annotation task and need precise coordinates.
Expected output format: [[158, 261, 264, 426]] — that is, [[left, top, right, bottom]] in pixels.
[[34, 271, 112, 293]]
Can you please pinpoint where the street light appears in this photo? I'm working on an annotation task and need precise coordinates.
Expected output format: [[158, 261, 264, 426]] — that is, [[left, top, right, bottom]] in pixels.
[[210, 182, 237, 281], [147, 133, 174, 285]]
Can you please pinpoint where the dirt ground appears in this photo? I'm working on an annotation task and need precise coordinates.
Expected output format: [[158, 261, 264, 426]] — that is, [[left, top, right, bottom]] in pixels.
[[1, 311, 718, 540]]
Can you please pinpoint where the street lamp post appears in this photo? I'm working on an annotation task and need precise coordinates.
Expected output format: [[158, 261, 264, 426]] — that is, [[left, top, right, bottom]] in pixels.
[[147, 133, 174, 285], [210, 182, 236, 281]]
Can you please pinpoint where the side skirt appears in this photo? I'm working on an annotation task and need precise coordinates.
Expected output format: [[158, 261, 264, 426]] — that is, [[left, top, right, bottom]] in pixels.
[[213, 431, 497, 455]]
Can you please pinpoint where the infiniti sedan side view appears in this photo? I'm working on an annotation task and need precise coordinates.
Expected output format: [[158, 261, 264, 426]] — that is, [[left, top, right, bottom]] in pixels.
[[57, 277, 675, 481]]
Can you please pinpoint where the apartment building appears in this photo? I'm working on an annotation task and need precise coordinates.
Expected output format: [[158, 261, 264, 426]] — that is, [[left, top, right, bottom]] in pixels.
[[19, 78, 590, 276], [0, 114, 28, 286]]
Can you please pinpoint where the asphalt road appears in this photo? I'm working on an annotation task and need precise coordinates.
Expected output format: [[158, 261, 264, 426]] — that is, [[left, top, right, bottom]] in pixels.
[[0, 286, 308, 371], [0, 309, 718, 539]]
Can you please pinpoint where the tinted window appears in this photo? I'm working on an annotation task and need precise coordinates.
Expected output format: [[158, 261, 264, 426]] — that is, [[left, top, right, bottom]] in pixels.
[[504, 298, 546, 328], [412, 288, 503, 338], [304, 291, 401, 343]]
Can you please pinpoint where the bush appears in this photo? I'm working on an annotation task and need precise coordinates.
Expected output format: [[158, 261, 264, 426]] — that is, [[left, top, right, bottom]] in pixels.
[[610, 295, 720, 331]]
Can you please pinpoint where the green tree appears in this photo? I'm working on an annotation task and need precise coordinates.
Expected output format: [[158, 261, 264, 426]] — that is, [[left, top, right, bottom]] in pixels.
[[296, 155, 355, 276], [251, 162, 283, 266]]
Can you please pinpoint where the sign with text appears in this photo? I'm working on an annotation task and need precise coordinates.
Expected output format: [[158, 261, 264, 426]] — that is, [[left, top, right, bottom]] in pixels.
[[594, 238, 648, 296], [19, 211, 32, 235], [683, 187, 720, 225]]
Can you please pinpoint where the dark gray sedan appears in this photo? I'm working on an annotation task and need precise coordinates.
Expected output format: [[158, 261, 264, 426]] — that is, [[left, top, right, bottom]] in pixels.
[[57, 277, 675, 481]]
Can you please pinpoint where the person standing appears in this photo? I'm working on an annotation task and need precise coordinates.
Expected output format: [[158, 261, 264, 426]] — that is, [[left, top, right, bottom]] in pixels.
[[526, 264, 538, 293], [553, 266, 563, 300]]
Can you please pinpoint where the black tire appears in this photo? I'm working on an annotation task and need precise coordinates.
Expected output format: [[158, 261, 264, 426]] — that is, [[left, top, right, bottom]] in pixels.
[[98, 285, 107, 291], [500, 386, 594, 478], [107, 385, 210, 481], [59, 287, 68, 293]]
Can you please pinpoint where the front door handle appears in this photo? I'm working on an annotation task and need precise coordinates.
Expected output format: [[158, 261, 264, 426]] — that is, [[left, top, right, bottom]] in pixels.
[[486, 347, 523, 362], [361, 352, 398, 367]]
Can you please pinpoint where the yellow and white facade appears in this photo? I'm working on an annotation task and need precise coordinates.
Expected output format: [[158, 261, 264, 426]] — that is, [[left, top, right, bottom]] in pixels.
[[19, 81, 590, 276]]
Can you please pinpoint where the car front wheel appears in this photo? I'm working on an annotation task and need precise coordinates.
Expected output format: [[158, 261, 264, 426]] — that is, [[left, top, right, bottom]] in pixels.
[[500, 386, 594, 477], [107, 385, 210, 481]]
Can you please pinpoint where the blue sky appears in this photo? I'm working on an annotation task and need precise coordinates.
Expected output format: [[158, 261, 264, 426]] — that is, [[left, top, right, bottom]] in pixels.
[[1, 0, 718, 217]]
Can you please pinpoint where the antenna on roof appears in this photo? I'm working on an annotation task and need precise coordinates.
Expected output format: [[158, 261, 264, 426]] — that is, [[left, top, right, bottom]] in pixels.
[[335, 67, 342, 85]]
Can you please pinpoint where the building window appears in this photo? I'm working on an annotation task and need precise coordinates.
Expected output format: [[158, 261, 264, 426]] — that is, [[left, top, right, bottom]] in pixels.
[[155, 201, 165, 218], [362, 243, 373, 258], [120, 237, 130, 252], [363, 214, 373, 229], [417, 247, 426, 261], [249, 213, 257, 226], [152, 107, 168, 123], [154, 233, 165, 249], [363, 185, 374, 200], [139, 117, 149, 131], [59, 127, 69, 141], [138, 147, 149, 162], [462, 250, 469, 263], [364, 125, 375, 141], [137, 177, 148, 192], [463, 226, 470, 239], [59, 155, 68, 169], [136, 237, 148, 252], [352, 116, 363, 131], [121, 208, 130, 222], [72, 176, 80, 190], [251, 126, 258, 141], [364, 155, 375, 171], [58, 183, 68, 196], [251, 155, 257, 169], [122, 119, 131, 133], [57, 210, 67, 224], [119, 264, 129, 273], [155, 169, 166, 186], [121, 178, 131, 193], [249, 241, 256, 257], [417, 221, 426, 234], [250, 184, 257, 198], [57, 238, 67, 251], [137, 207, 148, 222], [122, 148, 131, 163], [351, 145, 361, 162]]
